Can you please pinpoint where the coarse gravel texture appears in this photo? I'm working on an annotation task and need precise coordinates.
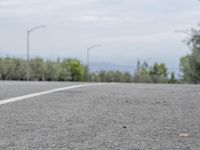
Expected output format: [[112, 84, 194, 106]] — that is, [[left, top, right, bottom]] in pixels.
[[0, 82, 200, 150]]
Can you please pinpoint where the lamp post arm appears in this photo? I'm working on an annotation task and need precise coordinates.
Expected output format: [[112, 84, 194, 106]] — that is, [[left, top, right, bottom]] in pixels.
[[88, 45, 101, 50], [28, 25, 46, 33]]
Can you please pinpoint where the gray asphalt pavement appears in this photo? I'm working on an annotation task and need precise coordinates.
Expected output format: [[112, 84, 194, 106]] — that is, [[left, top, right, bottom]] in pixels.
[[0, 81, 81, 100], [0, 82, 200, 150]]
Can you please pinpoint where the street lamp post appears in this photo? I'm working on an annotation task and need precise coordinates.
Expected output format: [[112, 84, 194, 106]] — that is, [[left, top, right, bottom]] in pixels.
[[87, 45, 101, 81], [27, 25, 46, 81]]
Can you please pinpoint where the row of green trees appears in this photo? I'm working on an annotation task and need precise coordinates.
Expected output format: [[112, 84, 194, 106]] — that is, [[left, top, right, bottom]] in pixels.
[[0, 57, 85, 81], [0, 57, 177, 83], [134, 61, 176, 83], [89, 61, 177, 83]]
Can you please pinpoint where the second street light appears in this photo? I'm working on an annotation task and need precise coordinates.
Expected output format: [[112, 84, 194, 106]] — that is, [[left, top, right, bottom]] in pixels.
[[27, 25, 46, 81], [87, 45, 101, 81]]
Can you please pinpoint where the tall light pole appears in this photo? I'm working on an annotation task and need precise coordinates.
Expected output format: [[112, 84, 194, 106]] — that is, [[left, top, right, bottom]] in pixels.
[[87, 45, 101, 81], [27, 25, 46, 81]]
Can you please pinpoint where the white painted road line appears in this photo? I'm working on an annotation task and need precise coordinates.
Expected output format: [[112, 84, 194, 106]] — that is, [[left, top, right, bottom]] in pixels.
[[0, 83, 105, 106]]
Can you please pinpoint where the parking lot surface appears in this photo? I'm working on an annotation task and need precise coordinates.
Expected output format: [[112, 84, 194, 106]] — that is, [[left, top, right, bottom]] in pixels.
[[0, 82, 200, 150]]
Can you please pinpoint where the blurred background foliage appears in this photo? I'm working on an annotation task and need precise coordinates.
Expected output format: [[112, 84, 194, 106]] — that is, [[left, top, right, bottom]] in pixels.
[[0, 57, 177, 83]]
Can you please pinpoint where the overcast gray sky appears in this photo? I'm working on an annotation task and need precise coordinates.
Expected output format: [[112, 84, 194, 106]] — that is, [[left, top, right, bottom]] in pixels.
[[0, 0, 200, 72]]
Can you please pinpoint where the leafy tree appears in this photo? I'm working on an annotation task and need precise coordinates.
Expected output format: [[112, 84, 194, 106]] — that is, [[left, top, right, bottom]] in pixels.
[[0, 57, 11, 80], [30, 58, 46, 81], [123, 72, 132, 82], [180, 56, 193, 83], [0, 57, 26, 80], [90, 72, 101, 82], [11, 58, 26, 80], [149, 63, 168, 83], [63, 58, 85, 81], [98, 71, 107, 82], [168, 72, 177, 83], [180, 26, 200, 83], [90, 70, 132, 83], [134, 61, 152, 83], [44, 60, 61, 81]]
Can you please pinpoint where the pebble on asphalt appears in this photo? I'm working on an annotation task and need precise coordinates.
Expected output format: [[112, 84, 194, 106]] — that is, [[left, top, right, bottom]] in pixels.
[[179, 133, 189, 137], [123, 126, 127, 129]]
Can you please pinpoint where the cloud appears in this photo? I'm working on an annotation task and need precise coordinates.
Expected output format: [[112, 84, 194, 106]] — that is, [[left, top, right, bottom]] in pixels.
[[0, 0, 21, 6], [0, 0, 95, 16]]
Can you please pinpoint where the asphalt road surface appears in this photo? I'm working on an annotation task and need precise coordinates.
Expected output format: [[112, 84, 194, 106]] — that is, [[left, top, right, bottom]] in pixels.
[[0, 81, 200, 150]]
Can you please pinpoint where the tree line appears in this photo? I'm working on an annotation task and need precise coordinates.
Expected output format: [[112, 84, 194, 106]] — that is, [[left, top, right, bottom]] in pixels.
[[0, 57, 85, 81], [0, 57, 177, 83], [89, 61, 177, 83]]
